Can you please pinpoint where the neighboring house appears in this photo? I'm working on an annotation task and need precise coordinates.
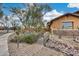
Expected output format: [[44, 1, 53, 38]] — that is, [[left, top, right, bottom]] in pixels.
[[48, 11, 79, 30]]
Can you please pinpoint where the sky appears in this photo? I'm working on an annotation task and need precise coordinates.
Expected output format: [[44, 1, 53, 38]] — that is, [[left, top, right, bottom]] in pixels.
[[44, 3, 79, 22], [2, 3, 79, 21], [1, 3, 79, 27], [2, 3, 79, 16], [48, 3, 79, 13], [2, 3, 26, 15]]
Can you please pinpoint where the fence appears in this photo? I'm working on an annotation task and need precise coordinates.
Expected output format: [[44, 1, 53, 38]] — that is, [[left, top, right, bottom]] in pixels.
[[53, 29, 79, 36]]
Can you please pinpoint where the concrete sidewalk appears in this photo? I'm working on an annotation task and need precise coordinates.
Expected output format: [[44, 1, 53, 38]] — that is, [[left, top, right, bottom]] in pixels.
[[0, 33, 12, 56]]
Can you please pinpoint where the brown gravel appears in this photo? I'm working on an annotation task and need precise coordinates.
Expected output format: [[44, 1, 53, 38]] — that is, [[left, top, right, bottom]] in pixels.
[[8, 42, 64, 56]]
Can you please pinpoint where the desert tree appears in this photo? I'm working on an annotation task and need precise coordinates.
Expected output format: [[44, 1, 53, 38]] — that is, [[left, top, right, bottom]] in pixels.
[[10, 7, 26, 26], [4, 16, 10, 33], [24, 3, 52, 32], [9, 3, 52, 32], [0, 3, 3, 19]]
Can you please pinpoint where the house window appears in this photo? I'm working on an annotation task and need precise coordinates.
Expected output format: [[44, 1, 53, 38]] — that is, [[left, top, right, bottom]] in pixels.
[[62, 22, 73, 29]]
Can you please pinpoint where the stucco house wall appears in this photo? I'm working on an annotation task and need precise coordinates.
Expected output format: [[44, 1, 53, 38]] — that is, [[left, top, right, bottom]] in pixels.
[[49, 14, 79, 30]]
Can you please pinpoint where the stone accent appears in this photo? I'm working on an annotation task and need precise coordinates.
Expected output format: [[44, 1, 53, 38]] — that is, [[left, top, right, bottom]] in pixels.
[[45, 38, 79, 56]]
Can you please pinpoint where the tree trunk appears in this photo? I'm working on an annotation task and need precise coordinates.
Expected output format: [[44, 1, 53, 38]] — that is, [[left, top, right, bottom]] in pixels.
[[6, 27, 9, 33]]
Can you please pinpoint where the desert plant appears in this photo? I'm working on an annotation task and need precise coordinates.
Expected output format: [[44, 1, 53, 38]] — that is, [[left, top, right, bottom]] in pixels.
[[10, 33, 38, 44], [20, 34, 37, 44]]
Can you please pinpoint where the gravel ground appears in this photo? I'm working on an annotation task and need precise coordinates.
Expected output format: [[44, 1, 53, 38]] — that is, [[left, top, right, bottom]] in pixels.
[[8, 42, 64, 56], [0, 31, 7, 36]]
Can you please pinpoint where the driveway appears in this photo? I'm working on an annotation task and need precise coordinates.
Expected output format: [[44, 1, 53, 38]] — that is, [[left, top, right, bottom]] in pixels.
[[0, 33, 12, 56]]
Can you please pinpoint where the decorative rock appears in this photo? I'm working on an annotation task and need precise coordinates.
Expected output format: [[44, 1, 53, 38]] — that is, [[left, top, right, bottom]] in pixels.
[[73, 37, 79, 43], [45, 38, 79, 56]]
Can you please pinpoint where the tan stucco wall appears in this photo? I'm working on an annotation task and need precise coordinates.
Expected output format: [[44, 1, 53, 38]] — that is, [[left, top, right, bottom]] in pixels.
[[50, 15, 79, 30]]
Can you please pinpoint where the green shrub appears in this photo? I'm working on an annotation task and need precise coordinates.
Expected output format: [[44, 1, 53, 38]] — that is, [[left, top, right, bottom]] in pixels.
[[16, 33, 38, 44]]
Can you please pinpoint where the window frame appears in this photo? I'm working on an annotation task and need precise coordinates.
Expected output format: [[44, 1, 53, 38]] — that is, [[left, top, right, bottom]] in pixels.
[[62, 21, 74, 29]]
